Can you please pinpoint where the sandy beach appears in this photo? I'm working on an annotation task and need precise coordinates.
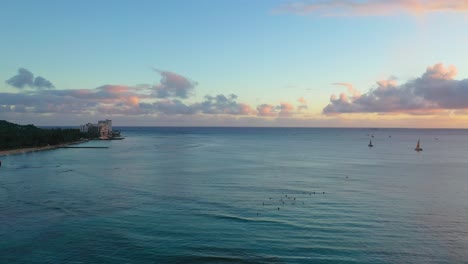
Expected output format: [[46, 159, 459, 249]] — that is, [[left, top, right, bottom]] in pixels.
[[0, 140, 88, 157]]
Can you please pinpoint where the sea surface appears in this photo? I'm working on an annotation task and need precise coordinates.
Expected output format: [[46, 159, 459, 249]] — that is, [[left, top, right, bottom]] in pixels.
[[1, 127, 468, 263]]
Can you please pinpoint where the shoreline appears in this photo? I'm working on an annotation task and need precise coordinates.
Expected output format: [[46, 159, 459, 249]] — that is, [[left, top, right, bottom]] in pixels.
[[0, 140, 88, 157]]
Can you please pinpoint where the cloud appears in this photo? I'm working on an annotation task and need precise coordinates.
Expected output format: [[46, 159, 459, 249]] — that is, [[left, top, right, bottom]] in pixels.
[[138, 94, 258, 116], [153, 70, 197, 98], [297, 97, 308, 111], [33, 76, 55, 89], [275, 0, 468, 17], [323, 63, 468, 115], [0, 91, 96, 114], [195, 94, 256, 115], [139, 97, 301, 117], [278, 102, 295, 117], [1, 68, 309, 121], [4, 67, 266, 118], [0, 83, 150, 115], [422, 63, 457, 80], [140, 99, 196, 115], [6, 68, 33, 88], [257, 104, 278, 116], [298, 105, 308, 111], [40, 85, 150, 108], [332, 82, 361, 99], [6, 68, 55, 89]]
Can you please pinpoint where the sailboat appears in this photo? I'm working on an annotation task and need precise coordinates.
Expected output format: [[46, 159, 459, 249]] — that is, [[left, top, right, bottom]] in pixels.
[[368, 139, 373, 147], [415, 139, 423, 151]]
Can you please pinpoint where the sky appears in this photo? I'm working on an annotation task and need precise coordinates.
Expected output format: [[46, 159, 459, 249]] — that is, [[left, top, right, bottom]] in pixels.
[[1, 0, 468, 128]]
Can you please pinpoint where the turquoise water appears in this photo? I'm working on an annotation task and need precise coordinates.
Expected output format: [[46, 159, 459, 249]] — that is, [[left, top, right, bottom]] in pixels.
[[1, 127, 468, 263]]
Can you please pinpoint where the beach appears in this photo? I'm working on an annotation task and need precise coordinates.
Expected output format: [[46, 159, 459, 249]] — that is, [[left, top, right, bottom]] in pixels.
[[0, 140, 88, 157]]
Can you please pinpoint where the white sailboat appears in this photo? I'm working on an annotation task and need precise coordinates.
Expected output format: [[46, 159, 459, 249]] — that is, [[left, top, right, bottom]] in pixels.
[[415, 139, 423, 151]]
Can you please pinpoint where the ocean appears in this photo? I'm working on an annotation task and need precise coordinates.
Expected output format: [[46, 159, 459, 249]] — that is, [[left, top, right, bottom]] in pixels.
[[1, 127, 467, 263]]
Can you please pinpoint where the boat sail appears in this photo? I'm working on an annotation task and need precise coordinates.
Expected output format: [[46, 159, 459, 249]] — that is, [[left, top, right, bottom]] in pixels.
[[368, 139, 373, 147], [415, 139, 423, 151]]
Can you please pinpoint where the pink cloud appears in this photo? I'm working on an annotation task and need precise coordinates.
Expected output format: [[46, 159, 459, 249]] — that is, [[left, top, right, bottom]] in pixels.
[[238, 103, 256, 115], [275, 0, 468, 17], [124, 96, 140, 106], [279, 102, 295, 117], [376, 79, 398, 89], [257, 104, 277, 116], [297, 97, 307, 104], [323, 63, 468, 115], [423, 63, 458, 80], [99, 85, 129, 93], [297, 97, 308, 111], [333, 82, 361, 99], [2, 68, 312, 119]]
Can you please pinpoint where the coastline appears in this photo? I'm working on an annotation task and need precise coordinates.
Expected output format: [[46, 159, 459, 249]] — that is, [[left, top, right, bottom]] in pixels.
[[0, 140, 88, 157]]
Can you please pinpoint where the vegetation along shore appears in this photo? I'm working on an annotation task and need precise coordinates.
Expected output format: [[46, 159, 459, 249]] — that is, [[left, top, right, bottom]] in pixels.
[[0, 120, 88, 156]]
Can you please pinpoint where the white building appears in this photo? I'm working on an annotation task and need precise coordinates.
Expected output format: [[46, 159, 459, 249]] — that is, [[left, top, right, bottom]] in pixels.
[[80, 119, 113, 138], [98, 119, 112, 132], [100, 125, 110, 139]]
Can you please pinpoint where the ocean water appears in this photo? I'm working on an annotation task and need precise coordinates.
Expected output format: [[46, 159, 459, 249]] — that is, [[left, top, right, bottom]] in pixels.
[[1, 127, 468, 264]]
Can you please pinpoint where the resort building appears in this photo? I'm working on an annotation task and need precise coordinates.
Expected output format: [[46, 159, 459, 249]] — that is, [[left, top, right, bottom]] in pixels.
[[80, 119, 116, 139], [80, 123, 101, 135], [99, 125, 110, 139], [98, 119, 112, 132]]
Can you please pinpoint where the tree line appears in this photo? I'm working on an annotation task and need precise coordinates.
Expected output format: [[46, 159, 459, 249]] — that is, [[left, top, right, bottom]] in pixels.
[[0, 120, 88, 150]]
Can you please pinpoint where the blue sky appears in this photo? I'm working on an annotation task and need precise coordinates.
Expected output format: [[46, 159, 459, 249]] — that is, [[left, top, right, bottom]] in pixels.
[[1, 0, 468, 127]]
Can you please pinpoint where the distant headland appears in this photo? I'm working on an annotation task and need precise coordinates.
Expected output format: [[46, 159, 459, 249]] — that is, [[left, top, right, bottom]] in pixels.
[[0, 119, 123, 156]]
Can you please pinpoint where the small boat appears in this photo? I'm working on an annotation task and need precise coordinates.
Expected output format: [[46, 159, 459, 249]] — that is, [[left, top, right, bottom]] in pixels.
[[368, 139, 373, 147], [415, 139, 423, 151]]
